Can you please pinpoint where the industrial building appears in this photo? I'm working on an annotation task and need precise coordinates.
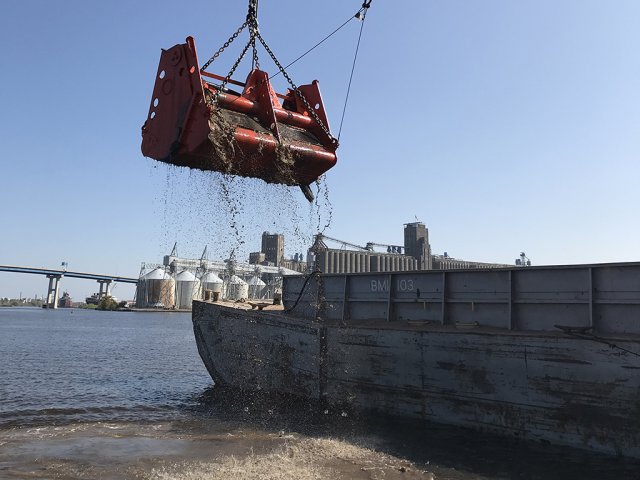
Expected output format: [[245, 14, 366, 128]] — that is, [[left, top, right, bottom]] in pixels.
[[403, 222, 432, 269], [251, 232, 307, 273], [261, 232, 284, 266], [308, 222, 510, 274], [310, 238, 419, 273], [135, 222, 510, 309]]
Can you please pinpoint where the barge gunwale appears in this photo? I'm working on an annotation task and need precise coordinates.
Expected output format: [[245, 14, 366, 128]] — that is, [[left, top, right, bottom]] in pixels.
[[283, 263, 640, 336]]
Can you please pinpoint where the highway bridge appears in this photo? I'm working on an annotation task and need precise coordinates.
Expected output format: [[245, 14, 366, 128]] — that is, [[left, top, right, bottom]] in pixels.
[[0, 265, 138, 309]]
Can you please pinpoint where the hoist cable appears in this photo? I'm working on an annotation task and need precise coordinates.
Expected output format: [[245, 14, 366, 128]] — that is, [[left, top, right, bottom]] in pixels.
[[269, 11, 359, 80], [338, 4, 371, 141]]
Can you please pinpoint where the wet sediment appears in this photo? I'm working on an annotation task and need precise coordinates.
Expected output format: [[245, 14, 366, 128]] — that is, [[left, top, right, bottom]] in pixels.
[[2, 387, 638, 480]]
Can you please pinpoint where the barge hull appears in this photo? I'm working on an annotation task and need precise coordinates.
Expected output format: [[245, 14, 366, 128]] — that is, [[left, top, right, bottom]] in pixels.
[[193, 262, 640, 458], [193, 303, 640, 458]]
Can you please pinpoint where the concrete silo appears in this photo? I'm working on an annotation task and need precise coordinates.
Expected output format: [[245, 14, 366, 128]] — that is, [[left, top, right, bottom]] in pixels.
[[225, 275, 248, 302], [247, 275, 266, 300], [143, 268, 175, 308], [201, 271, 223, 301], [176, 270, 200, 310], [135, 275, 147, 308]]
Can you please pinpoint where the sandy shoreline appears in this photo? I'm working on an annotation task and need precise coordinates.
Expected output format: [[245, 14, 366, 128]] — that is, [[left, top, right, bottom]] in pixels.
[[0, 420, 437, 480], [2, 413, 639, 480]]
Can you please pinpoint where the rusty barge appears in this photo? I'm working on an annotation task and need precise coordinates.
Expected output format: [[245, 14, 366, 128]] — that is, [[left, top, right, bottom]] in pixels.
[[192, 262, 640, 458]]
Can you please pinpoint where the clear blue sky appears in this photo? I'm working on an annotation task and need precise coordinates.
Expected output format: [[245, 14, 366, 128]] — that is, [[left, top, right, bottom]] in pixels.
[[1, 0, 639, 301]]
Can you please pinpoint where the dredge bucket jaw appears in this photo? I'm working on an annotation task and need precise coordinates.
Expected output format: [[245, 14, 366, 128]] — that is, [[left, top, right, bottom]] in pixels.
[[141, 37, 338, 196]]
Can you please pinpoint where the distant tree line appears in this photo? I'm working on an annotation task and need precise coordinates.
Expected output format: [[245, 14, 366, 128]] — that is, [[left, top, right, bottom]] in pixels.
[[0, 296, 129, 310], [0, 298, 44, 307]]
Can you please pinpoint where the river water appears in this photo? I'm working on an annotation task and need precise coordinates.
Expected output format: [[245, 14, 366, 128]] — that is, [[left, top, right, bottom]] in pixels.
[[1, 307, 637, 480]]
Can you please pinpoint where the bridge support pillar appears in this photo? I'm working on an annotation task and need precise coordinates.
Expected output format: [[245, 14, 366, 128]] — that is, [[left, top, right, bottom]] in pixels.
[[45, 274, 62, 309], [97, 279, 112, 299]]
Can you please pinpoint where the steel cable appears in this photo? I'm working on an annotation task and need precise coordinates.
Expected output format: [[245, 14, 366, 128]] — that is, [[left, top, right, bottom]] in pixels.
[[337, 3, 371, 141]]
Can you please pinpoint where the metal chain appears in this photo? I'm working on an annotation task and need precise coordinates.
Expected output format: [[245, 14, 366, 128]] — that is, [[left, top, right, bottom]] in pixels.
[[250, 33, 260, 70], [256, 32, 337, 145], [211, 38, 254, 105], [201, 22, 248, 72], [202, 0, 337, 146], [251, 41, 260, 70], [247, 0, 260, 70]]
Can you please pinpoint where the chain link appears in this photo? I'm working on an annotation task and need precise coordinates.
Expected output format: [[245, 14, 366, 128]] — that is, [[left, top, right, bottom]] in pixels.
[[256, 32, 337, 145], [200, 22, 248, 72], [211, 38, 254, 105], [247, 0, 261, 71], [251, 36, 260, 70]]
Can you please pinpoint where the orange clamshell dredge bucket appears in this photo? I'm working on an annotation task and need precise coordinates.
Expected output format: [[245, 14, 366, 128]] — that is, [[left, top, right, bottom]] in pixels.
[[141, 37, 338, 189]]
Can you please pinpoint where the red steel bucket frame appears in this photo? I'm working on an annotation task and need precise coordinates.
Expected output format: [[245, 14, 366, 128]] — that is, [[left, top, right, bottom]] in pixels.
[[141, 37, 338, 188]]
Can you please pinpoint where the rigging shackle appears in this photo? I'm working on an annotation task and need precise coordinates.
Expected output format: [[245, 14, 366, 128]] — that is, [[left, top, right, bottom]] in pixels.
[[355, 1, 372, 20]]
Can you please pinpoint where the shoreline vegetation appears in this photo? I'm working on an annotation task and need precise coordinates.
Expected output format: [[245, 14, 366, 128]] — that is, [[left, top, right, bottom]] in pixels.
[[0, 296, 190, 312], [96, 296, 128, 311], [0, 296, 128, 310], [0, 298, 44, 307]]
